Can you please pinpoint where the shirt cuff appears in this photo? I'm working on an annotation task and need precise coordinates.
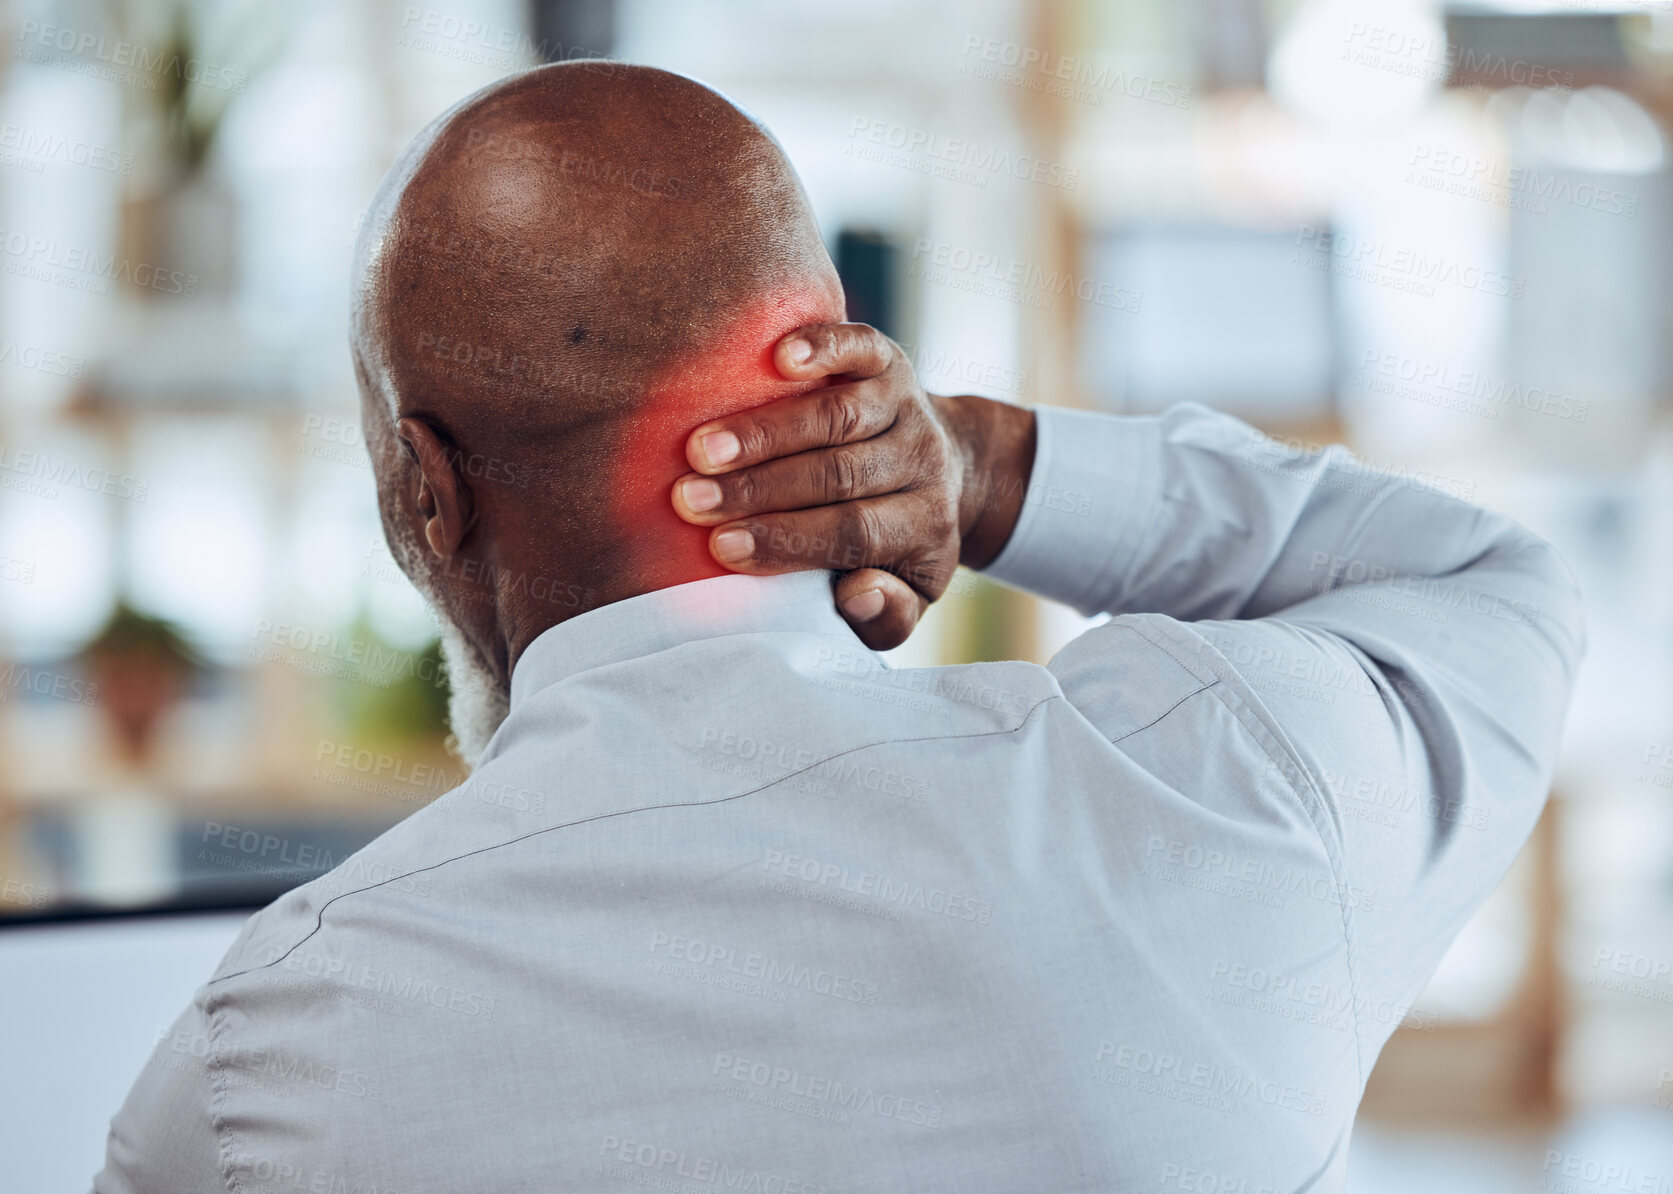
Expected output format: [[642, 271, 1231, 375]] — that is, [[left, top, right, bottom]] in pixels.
[[981, 405, 1162, 616]]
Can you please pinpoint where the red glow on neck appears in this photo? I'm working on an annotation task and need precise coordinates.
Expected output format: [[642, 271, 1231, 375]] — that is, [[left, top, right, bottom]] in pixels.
[[609, 291, 846, 590]]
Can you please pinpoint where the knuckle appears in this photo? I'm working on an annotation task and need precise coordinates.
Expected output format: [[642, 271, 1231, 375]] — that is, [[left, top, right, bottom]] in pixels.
[[838, 323, 870, 360], [824, 390, 866, 444], [848, 502, 884, 553], [826, 446, 864, 501], [731, 417, 771, 463], [726, 468, 758, 510], [914, 413, 951, 463], [871, 330, 900, 371], [933, 491, 960, 535]]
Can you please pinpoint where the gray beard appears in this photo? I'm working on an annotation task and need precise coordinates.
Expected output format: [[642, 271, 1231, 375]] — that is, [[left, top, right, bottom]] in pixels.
[[436, 617, 509, 768], [385, 518, 510, 769]]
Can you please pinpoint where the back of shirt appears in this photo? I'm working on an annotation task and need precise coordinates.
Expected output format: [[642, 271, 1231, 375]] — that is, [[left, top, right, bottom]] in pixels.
[[97, 403, 1582, 1194], [187, 627, 1354, 1193]]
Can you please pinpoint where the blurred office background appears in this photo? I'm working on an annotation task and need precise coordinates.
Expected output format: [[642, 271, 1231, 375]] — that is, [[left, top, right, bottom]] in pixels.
[[2, 0, 1672, 1188]]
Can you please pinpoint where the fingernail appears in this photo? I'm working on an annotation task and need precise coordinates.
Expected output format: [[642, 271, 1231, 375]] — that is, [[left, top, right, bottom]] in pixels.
[[678, 478, 723, 513], [699, 430, 740, 468], [783, 338, 812, 365], [841, 588, 885, 622], [713, 528, 753, 563]]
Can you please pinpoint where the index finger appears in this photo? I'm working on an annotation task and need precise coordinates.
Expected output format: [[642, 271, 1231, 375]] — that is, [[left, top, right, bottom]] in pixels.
[[684, 379, 901, 475]]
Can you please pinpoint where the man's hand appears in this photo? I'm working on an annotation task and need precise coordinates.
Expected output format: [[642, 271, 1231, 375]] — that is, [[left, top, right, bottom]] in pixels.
[[670, 323, 1035, 650]]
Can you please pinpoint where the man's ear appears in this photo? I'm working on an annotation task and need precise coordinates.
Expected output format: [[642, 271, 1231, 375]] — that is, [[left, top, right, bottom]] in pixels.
[[395, 417, 475, 557]]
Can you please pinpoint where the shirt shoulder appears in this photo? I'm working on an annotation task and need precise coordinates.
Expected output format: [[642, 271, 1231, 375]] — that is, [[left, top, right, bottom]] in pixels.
[[1048, 612, 1344, 863]]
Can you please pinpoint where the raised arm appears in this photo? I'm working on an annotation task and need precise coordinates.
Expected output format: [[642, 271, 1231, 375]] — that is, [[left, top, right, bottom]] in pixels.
[[987, 400, 1586, 1038], [981, 399, 1575, 632]]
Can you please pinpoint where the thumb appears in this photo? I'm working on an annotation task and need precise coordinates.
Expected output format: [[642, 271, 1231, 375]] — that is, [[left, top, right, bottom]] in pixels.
[[832, 568, 927, 652]]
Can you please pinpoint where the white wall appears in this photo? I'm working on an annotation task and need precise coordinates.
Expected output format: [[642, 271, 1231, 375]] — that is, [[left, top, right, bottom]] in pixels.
[[0, 913, 248, 1194]]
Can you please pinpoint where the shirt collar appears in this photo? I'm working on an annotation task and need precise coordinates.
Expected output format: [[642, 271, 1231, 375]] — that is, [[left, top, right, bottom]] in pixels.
[[508, 569, 860, 711]]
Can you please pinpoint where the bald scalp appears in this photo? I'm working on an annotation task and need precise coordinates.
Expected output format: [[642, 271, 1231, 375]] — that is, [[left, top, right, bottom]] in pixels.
[[353, 63, 841, 455]]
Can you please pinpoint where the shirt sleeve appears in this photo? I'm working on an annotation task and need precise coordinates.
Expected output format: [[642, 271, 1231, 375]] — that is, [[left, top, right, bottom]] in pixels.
[[987, 401, 1586, 1041], [92, 995, 226, 1194]]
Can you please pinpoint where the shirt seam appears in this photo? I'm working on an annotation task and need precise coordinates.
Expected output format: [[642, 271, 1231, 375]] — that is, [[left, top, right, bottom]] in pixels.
[[1108, 678, 1217, 744], [206, 694, 1064, 989], [202, 989, 244, 1194]]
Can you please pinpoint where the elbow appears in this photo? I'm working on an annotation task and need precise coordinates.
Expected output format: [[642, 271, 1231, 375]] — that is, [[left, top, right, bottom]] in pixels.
[[1501, 528, 1588, 691], [1534, 533, 1586, 672]]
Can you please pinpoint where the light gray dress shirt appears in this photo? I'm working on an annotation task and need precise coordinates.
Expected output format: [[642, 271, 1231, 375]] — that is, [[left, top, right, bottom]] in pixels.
[[95, 402, 1583, 1193]]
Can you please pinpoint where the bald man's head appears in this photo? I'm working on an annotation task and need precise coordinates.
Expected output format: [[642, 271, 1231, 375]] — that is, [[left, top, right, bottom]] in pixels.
[[355, 63, 841, 435], [350, 63, 845, 762]]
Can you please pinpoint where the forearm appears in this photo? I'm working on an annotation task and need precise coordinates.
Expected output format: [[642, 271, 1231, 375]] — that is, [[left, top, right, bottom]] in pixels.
[[961, 401, 1502, 618], [961, 401, 1582, 693]]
